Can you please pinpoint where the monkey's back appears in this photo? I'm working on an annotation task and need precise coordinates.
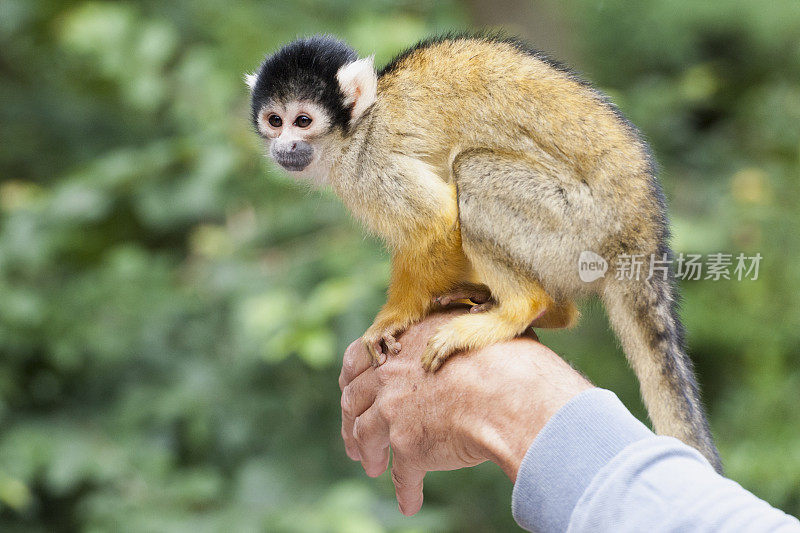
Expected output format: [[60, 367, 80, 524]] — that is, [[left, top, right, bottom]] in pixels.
[[377, 36, 652, 187]]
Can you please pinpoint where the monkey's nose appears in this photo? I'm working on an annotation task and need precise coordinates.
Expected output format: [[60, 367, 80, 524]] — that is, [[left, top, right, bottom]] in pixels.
[[290, 142, 298, 151]]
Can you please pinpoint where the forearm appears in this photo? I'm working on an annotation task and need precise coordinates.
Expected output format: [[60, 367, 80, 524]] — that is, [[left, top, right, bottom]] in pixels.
[[512, 388, 800, 532]]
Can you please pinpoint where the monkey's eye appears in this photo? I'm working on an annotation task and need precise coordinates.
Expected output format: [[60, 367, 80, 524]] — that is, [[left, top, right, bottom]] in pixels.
[[267, 114, 282, 128], [294, 114, 312, 128]]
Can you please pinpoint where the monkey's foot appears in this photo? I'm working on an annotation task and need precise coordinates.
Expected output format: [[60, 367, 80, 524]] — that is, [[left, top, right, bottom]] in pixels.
[[421, 313, 499, 372], [433, 283, 493, 310], [421, 305, 543, 372], [421, 329, 463, 372]]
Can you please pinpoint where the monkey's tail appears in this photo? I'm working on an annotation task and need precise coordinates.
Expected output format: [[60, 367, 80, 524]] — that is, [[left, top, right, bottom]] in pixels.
[[601, 271, 723, 473]]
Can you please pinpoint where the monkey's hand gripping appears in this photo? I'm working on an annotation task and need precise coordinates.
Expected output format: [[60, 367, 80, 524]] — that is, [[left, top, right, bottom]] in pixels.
[[362, 315, 404, 364], [363, 303, 438, 364]]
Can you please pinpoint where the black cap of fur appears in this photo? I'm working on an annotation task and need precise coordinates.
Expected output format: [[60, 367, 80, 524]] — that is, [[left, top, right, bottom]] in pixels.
[[250, 36, 358, 133]]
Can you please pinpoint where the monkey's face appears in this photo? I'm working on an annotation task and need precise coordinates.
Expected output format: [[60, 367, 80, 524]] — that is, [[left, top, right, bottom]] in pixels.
[[247, 37, 378, 183], [255, 100, 332, 174]]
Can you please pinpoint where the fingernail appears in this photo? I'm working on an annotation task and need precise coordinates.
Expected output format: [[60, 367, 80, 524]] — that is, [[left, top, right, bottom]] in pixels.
[[378, 353, 387, 365]]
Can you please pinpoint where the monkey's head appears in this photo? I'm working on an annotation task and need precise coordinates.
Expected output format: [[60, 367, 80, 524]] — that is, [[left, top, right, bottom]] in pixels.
[[246, 36, 377, 180]]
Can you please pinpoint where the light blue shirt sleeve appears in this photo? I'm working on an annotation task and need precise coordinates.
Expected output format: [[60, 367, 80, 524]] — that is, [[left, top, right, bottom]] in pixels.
[[511, 388, 800, 532]]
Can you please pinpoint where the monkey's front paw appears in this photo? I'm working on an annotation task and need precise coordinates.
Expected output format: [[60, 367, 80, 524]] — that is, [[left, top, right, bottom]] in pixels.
[[421, 329, 463, 372], [362, 325, 403, 366]]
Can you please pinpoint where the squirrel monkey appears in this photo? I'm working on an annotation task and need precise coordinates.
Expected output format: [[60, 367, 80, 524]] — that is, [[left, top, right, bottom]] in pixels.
[[247, 34, 723, 472]]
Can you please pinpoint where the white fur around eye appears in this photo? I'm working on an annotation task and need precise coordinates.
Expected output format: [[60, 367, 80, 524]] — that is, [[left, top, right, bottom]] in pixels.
[[256, 101, 332, 138], [256, 102, 283, 137], [336, 56, 377, 122], [285, 101, 331, 135]]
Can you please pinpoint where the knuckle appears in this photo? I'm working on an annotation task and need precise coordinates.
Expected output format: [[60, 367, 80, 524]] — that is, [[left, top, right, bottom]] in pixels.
[[374, 362, 391, 383], [391, 467, 406, 487], [376, 398, 392, 421], [377, 392, 399, 421], [341, 357, 357, 383], [352, 417, 365, 443], [389, 431, 410, 454], [340, 387, 352, 414], [345, 338, 362, 360]]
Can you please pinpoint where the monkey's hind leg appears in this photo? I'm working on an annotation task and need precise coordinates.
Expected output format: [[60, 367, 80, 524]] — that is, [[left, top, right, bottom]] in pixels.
[[531, 300, 579, 329], [421, 275, 554, 372]]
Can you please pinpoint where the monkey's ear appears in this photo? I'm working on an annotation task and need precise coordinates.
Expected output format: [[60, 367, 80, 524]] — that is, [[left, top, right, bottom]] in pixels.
[[336, 56, 377, 122], [244, 72, 258, 92]]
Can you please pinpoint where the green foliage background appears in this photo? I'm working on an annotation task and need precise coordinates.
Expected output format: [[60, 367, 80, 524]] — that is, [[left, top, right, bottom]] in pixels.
[[1, 0, 798, 530]]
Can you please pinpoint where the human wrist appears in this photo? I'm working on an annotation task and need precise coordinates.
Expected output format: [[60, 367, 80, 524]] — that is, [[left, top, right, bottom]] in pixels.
[[469, 394, 563, 481], [468, 410, 544, 482], [459, 340, 592, 481]]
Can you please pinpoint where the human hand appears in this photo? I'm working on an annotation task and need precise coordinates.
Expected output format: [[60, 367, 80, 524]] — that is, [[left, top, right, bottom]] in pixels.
[[339, 310, 592, 515]]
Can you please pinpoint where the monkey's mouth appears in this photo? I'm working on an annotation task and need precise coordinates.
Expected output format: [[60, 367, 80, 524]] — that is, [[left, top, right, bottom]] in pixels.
[[277, 160, 310, 172], [273, 150, 313, 172]]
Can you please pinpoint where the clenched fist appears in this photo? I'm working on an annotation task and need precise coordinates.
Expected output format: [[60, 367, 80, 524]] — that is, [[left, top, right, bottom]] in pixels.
[[339, 310, 592, 515]]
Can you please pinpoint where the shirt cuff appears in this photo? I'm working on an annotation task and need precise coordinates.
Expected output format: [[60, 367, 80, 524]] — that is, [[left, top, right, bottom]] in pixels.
[[511, 388, 653, 533]]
